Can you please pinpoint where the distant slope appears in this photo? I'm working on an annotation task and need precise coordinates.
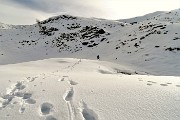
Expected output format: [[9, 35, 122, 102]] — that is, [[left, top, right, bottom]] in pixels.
[[0, 22, 13, 29], [155, 9, 180, 23], [0, 9, 180, 76], [119, 11, 165, 23]]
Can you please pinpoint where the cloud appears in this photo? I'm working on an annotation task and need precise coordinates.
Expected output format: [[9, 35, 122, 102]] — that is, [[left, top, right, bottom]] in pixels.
[[1, 0, 103, 14], [12, 0, 52, 12], [0, 3, 52, 25], [0, 0, 179, 25], [1, 0, 65, 13], [0, 0, 106, 24]]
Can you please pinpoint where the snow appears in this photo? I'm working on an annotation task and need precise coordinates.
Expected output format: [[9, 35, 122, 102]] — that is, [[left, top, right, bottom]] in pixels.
[[0, 8, 180, 120], [0, 58, 180, 120], [119, 11, 165, 23]]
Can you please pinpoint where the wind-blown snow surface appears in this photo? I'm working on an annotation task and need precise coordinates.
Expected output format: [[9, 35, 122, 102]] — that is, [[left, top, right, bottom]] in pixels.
[[0, 9, 180, 120], [0, 58, 180, 120]]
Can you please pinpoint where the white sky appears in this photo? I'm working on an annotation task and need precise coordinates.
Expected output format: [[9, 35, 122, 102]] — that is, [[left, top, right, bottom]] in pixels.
[[0, 0, 179, 25]]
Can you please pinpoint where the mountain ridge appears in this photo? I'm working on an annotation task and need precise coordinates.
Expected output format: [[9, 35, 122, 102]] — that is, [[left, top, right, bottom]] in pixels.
[[0, 9, 180, 76]]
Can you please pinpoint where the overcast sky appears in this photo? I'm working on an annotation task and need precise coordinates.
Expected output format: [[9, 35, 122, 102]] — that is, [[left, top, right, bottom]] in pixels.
[[0, 0, 179, 25]]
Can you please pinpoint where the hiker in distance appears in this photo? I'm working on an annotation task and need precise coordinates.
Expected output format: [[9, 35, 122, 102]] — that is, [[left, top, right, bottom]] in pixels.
[[97, 55, 100, 60]]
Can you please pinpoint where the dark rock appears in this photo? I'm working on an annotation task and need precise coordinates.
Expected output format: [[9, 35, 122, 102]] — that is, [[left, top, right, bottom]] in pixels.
[[97, 29, 105, 34], [82, 42, 89, 45]]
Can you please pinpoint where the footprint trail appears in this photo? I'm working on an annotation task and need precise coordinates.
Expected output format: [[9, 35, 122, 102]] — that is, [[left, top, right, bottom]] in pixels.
[[63, 87, 75, 120]]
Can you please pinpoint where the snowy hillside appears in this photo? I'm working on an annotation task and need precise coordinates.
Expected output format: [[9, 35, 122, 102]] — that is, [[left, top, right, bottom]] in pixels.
[[0, 9, 180, 120], [0, 9, 180, 75], [119, 11, 165, 23], [0, 10, 180, 76]]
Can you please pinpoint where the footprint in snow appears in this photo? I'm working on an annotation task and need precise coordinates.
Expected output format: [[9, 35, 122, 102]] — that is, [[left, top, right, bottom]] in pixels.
[[58, 76, 69, 82], [26, 76, 38, 82], [68, 80, 78, 85], [63, 87, 76, 120], [160, 84, 168, 86], [14, 92, 36, 104], [147, 83, 152, 86], [147, 81, 156, 84], [79, 100, 98, 120], [146, 81, 157, 86], [63, 87, 74, 102], [58, 77, 64, 82], [24, 98, 36, 104], [10, 82, 26, 93], [19, 106, 25, 114], [45, 115, 57, 120], [22, 93, 32, 99], [40, 102, 54, 115], [0, 82, 32, 109], [0, 94, 14, 108]]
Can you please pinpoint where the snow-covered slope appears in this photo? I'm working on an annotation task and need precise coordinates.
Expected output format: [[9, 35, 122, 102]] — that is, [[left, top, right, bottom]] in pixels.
[[0, 10, 180, 76], [1, 58, 180, 120], [119, 11, 165, 23], [156, 9, 180, 23]]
